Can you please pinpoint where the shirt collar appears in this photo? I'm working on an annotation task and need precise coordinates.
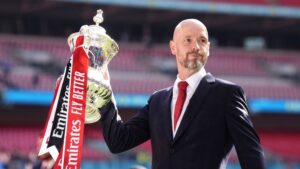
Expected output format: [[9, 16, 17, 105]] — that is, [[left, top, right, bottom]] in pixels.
[[174, 67, 207, 90]]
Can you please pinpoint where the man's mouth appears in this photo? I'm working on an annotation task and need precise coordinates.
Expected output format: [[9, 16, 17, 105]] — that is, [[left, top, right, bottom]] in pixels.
[[187, 53, 202, 59]]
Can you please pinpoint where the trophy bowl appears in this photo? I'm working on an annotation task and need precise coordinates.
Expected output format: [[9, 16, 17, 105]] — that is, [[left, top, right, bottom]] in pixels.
[[67, 9, 119, 124]]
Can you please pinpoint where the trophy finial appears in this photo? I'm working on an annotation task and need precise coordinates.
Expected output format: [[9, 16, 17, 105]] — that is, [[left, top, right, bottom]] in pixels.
[[93, 9, 104, 26]]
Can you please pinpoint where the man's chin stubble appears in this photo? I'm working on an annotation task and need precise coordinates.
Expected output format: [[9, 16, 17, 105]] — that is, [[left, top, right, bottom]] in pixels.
[[185, 60, 202, 70]]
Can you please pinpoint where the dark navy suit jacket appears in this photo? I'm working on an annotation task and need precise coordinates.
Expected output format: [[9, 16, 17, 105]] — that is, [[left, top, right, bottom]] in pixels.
[[99, 73, 265, 169]]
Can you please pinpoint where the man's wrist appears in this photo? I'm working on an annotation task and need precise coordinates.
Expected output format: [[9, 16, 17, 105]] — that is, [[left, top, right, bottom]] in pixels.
[[98, 101, 114, 116]]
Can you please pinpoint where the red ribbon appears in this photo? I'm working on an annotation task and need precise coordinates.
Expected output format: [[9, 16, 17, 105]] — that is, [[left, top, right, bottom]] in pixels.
[[39, 35, 88, 169]]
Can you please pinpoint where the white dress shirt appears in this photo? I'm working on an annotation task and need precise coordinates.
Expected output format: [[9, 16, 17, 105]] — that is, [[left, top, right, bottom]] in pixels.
[[171, 68, 207, 137]]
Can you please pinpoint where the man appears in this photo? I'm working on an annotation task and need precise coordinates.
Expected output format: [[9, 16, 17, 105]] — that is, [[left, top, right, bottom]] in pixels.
[[98, 19, 266, 169]]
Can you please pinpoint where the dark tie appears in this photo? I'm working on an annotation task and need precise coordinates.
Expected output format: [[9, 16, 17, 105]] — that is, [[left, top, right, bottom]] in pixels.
[[174, 81, 188, 131]]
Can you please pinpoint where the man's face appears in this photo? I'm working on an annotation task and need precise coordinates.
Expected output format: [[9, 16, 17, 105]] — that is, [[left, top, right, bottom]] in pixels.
[[170, 21, 210, 72]]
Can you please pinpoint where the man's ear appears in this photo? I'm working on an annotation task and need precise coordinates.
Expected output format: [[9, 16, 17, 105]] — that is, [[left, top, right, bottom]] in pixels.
[[207, 41, 210, 56], [169, 40, 176, 55]]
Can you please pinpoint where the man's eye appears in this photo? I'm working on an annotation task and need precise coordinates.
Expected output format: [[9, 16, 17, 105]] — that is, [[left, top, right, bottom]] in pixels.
[[185, 38, 192, 43], [201, 38, 207, 43]]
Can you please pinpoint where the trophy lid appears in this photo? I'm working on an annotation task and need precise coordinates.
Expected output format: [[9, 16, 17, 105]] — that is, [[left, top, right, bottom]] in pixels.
[[81, 9, 106, 36], [93, 9, 104, 26], [67, 9, 112, 51]]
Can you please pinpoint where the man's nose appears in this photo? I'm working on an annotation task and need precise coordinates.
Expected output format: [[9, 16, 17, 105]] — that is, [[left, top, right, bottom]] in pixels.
[[192, 42, 200, 51]]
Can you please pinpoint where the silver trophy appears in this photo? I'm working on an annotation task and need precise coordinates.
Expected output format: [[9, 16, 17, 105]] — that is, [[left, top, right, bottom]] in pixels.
[[67, 9, 119, 124]]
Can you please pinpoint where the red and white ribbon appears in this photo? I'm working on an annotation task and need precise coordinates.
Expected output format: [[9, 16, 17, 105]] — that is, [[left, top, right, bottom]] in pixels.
[[39, 35, 88, 169]]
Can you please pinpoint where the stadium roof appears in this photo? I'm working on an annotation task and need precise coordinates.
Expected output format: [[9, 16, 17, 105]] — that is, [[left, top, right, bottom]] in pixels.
[[1, 0, 300, 48], [61, 0, 300, 19]]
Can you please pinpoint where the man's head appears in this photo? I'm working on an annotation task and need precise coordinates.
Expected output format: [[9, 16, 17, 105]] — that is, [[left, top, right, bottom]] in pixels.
[[170, 19, 210, 77]]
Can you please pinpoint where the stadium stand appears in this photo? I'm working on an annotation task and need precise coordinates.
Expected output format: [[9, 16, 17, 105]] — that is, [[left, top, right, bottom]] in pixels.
[[279, 0, 300, 6], [1, 34, 299, 100], [0, 126, 300, 169], [1, 1, 300, 168], [0, 126, 149, 162]]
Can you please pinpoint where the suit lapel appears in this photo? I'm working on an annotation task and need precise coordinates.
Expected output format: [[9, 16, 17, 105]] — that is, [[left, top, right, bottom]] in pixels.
[[162, 87, 174, 143], [172, 73, 215, 143]]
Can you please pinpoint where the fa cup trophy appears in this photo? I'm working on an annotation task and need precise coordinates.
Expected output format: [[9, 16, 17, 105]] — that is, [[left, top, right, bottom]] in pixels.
[[38, 10, 118, 168], [68, 9, 119, 123]]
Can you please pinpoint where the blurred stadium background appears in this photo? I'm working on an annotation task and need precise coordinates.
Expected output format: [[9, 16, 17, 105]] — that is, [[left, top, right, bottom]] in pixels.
[[0, 0, 300, 169]]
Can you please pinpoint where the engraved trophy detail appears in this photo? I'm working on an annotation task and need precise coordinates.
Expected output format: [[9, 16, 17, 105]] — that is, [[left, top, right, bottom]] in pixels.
[[67, 9, 118, 124]]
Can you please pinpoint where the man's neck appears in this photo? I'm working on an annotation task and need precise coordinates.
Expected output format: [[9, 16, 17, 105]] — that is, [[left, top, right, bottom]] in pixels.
[[178, 68, 201, 80]]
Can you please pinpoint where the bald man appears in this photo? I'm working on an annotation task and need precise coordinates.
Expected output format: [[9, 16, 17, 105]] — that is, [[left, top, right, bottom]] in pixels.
[[99, 19, 266, 169]]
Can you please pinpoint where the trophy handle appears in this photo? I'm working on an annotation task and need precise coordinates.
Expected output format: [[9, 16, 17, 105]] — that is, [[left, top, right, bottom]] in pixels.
[[67, 32, 80, 52]]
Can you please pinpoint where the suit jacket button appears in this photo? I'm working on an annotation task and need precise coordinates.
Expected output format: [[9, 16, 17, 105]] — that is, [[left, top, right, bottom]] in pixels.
[[170, 148, 175, 153]]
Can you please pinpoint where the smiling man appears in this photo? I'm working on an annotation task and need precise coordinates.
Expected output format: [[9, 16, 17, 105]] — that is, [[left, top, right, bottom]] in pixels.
[[98, 19, 266, 169]]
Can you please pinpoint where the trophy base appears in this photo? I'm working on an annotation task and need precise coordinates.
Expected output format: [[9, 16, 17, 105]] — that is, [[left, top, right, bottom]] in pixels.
[[85, 78, 111, 124]]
